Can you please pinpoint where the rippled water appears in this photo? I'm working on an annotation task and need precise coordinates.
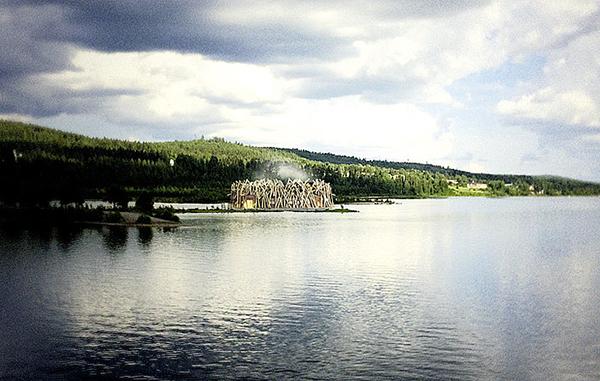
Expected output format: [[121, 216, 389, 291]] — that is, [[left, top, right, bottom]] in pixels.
[[1, 197, 600, 380]]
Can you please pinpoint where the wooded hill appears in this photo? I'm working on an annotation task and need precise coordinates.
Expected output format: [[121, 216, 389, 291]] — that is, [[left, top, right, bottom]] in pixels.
[[1, 119, 599, 205]]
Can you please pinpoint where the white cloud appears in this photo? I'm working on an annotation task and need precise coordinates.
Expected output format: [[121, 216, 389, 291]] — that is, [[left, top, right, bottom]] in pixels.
[[0, 113, 35, 123], [497, 29, 600, 128], [312, 0, 599, 105], [584, 135, 600, 143], [35, 50, 297, 126], [25, 50, 454, 161], [498, 87, 600, 127], [213, 96, 454, 162]]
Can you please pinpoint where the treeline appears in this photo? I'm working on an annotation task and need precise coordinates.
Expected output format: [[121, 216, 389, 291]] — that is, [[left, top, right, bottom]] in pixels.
[[282, 148, 539, 184], [278, 147, 472, 176], [1, 120, 599, 206], [279, 148, 600, 196]]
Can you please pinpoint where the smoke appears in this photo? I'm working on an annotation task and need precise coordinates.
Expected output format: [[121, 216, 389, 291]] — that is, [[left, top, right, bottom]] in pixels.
[[276, 163, 309, 180], [252, 162, 310, 180]]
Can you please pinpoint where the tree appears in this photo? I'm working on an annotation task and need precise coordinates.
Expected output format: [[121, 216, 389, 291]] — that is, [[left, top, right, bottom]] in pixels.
[[135, 193, 154, 213], [105, 186, 129, 210]]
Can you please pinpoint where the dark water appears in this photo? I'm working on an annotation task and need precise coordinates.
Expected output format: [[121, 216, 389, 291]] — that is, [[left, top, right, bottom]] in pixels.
[[1, 197, 600, 380]]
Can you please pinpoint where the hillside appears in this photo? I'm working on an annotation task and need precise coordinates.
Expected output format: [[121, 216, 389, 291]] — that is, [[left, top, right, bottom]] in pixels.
[[279, 148, 493, 178], [277, 148, 563, 184], [1, 120, 599, 205]]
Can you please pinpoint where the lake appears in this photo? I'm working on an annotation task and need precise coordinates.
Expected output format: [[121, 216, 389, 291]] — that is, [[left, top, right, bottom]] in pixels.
[[1, 197, 600, 380]]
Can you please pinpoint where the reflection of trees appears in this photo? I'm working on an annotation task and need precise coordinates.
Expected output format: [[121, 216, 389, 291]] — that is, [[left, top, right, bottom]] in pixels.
[[27, 226, 53, 250], [0, 226, 28, 258], [137, 227, 153, 247], [102, 226, 128, 253], [55, 226, 83, 251], [0, 224, 26, 243]]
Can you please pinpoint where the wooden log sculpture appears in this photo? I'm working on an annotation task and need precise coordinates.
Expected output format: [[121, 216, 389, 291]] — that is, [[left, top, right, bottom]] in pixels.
[[230, 179, 334, 209]]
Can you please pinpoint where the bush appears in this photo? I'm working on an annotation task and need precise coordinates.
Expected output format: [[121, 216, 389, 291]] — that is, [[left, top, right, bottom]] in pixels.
[[73, 207, 104, 222], [86, 208, 105, 222], [153, 207, 180, 222], [105, 211, 124, 223], [135, 193, 154, 213], [136, 214, 152, 224], [104, 186, 129, 210]]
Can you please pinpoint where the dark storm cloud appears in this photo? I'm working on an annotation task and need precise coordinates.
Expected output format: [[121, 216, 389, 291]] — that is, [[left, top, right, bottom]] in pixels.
[[4, 0, 351, 62], [0, 3, 73, 77], [0, 0, 489, 116], [0, 2, 143, 117], [0, 73, 141, 117], [0, 1, 142, 117]]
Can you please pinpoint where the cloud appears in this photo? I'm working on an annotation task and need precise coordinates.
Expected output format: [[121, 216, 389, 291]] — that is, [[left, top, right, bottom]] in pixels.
[[35, 49, 292, 125], [212, 96, 454, 163], [492, 25, 600, 181], [498, 88, 600, 128], [0, 3, 73, 77], [3, 0, 598, 112], [26, 50, 453, 161], [4, 0, 351, 62], [497, 29, 600, 130]]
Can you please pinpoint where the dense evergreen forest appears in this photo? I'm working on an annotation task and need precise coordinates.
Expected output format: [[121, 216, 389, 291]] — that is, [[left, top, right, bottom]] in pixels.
[[1, 120, 599, 206]]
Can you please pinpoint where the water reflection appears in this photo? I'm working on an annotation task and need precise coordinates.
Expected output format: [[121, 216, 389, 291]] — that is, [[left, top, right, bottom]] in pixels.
[[1, 198, 600, 379], [137, 227, 153, 247], [26, 225, 53, 250], [55, 225, 84, 251], [101, 226, 128, 253]]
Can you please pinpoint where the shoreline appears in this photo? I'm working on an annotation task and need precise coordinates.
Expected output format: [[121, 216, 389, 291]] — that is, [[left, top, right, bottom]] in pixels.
[[76, 220, 181, 228], [0, 205, 357, 227], [176, 207, 358, 214], [0, 208, 181, 228]]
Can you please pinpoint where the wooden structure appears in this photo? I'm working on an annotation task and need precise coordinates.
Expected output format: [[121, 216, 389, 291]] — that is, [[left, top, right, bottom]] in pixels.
[[230, 179, 334, 210]]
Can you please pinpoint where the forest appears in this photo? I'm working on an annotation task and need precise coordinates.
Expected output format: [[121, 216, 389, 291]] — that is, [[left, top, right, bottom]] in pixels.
[[1, 120, 600, 206]]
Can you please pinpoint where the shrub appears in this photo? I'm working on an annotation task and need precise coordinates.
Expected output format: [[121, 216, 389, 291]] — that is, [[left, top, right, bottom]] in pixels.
[[153, 207, 180, 222], [104, 186, 129, 210], [105, 211, 124, 223], [136, 214, 152, 224], [135, 193, 154, 213]]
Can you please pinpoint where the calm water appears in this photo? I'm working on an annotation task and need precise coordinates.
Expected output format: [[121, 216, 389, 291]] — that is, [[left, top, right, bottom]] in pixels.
[[1, 197, 600, 380]]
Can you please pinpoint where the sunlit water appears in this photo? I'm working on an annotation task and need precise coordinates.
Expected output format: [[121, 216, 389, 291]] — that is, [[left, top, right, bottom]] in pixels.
[[1, 197, 600, 380]]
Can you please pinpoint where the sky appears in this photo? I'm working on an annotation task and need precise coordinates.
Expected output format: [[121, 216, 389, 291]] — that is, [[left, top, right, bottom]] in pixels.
[[1, 1, 600, 181]]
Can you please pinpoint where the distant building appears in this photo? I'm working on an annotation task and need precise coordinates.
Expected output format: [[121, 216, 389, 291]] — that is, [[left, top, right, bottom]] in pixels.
[[467, 182, 488, 190]]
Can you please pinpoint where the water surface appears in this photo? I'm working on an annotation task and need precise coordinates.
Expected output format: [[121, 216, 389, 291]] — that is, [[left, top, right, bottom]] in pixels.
[[1, 197, 600, 379]]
